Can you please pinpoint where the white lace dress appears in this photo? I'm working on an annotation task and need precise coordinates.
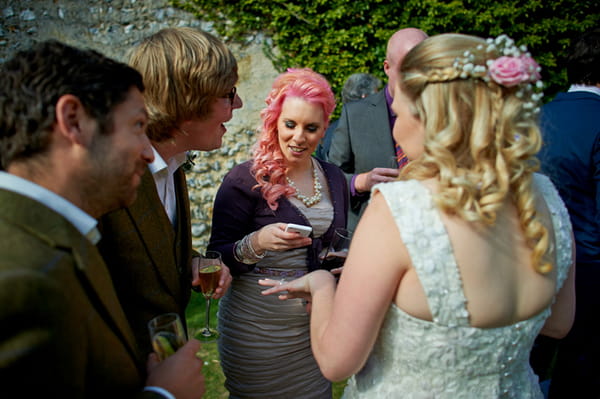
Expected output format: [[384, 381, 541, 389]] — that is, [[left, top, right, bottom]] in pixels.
[[343, 174, 573, 399]]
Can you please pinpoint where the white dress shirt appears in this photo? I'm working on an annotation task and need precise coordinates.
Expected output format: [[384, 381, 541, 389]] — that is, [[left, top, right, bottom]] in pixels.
[[568, 84, 600, 97], [148, 146, 187, 226]]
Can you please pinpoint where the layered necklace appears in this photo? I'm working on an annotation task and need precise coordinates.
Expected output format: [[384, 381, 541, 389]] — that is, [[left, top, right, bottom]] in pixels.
[[286, 161, 322, 207]]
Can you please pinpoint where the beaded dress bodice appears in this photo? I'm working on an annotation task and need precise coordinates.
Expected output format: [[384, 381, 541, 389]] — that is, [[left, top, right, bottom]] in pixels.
[[343, 174, 572, 399]]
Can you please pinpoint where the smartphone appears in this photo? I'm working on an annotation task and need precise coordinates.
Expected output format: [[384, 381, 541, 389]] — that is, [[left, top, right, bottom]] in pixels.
[[285, 223, 312, 237]]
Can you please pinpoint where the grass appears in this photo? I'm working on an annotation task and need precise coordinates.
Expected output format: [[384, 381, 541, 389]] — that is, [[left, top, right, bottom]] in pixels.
[[185, 294, 227, 398], [185, 293, 347, 398]]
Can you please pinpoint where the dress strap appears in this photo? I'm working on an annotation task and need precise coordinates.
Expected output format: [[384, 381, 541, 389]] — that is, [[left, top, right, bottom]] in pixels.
[[374, 181, 470, 326]]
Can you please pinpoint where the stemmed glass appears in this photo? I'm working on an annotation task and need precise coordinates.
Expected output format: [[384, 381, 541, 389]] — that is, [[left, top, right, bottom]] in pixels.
[[321, 228, 352, 272], [195, 250, 223, 342], [148, 312, 187, 361]]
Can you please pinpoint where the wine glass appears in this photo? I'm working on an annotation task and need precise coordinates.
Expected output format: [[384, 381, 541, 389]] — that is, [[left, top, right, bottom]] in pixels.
[[148, 312, 187, 361], [321, 228, 352, 273], [195, 250, 223, 342]]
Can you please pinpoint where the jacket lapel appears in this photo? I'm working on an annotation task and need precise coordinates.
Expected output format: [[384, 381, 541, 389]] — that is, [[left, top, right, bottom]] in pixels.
[[0, 190, 141, 364], [173, 168, 193, 303], [367, 90, 396, 158], [127, 169, 182, 299], [70, 236, 141, 363]]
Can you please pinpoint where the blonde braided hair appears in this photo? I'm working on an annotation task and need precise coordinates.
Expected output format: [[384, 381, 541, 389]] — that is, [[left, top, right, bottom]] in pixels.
[[399, 34, 551, 273]]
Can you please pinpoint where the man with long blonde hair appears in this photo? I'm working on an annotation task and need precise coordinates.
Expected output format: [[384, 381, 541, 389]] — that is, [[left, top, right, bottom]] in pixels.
[[97, 27, 238, 364]]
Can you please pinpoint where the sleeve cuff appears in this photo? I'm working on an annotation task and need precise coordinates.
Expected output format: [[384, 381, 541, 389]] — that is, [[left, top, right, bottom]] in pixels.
[[350, 174, 367, 197], [144, 386, 176, 399]]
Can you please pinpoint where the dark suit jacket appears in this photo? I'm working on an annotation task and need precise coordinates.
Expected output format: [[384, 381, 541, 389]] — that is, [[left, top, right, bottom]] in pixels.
[[538, 91, 600, 265], [534, 91, 600, 388], [328, 90, 396, 230], [315, 118, 339, 161], [97, 167, 194, 363], [0, 190, 161, 398]]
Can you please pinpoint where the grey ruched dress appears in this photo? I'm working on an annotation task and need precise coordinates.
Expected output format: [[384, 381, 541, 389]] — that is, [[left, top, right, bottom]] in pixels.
[[217, 165, 334, 399]]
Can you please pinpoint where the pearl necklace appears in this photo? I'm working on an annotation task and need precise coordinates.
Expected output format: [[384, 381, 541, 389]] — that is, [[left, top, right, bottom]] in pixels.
[[286, 163, 322, 207]]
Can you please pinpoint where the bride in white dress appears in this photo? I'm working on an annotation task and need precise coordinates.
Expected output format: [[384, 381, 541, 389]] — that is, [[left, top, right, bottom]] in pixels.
[[260, 33, 576, 398]]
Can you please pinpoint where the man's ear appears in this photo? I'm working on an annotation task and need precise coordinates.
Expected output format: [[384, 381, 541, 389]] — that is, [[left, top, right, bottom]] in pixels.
[[55, 94, 88, 145], [383, 60, 390, 76]]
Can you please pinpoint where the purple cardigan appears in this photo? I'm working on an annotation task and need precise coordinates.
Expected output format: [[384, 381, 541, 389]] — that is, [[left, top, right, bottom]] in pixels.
[[208, 158, 349, 275]]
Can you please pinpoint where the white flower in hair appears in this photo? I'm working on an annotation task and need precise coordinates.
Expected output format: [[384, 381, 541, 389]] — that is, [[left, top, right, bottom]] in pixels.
[[451, 34, 544, 116]]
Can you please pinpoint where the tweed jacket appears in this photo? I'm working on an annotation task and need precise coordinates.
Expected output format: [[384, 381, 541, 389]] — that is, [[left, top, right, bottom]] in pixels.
[[97, 167, 194, 362], [0, 189, 162, 398], [328, 89, 396, 230]]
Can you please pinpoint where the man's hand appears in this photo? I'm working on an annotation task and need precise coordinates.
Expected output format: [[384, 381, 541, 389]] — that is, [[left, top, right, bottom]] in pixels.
[[191, 257, 232, 299], [354, 168, 399, 193], [212, 264, 231, 299], [146, 339, 205, 399]]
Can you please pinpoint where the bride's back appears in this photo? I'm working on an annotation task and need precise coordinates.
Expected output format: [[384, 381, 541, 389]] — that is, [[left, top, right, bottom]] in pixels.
[[343, 174, 572, 398], [339, 33, 574, 398], [395, 179, 558, 328], [392, 33, 561, 329]]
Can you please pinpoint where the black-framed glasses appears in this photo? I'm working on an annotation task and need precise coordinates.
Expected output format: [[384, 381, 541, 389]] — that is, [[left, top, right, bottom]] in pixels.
[[222, 86, 237, 105]]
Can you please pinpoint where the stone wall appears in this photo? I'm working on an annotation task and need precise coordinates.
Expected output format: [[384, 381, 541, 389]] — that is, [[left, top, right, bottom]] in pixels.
[[0, 0, 279, 250]]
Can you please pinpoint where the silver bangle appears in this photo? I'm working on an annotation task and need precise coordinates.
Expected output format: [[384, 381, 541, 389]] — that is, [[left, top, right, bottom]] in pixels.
[[233, 239, 245, 263], [246, 232, 265, 259], [234, 232, 265, 264]]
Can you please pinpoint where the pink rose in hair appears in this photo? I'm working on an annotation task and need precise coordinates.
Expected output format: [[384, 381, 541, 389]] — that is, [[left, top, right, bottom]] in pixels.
[[488, 56, 528, 87], [520, 55, 541, 82]]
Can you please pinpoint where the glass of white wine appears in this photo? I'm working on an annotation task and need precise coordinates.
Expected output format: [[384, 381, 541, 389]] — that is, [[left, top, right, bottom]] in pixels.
[[148, 312, 187, 361], [195, 250, 223, 342]]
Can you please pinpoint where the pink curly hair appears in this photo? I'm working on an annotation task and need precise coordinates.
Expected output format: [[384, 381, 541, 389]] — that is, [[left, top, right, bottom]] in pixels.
[[251, 68, 336, 210]]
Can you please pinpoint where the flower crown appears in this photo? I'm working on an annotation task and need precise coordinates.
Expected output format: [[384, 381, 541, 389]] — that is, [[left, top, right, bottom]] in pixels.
[[452, 34, 544, 117]]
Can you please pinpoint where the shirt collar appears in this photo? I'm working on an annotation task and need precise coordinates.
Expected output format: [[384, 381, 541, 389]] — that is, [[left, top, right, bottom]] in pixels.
[[148, 146, 168, 174], [568, 84, 600, 97], [0, 171, 100, 244], [148, 145, 187, 176]]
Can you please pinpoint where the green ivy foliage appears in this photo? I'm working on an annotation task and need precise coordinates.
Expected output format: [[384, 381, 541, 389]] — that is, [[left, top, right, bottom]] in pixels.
[[172, 0, 598, 116]]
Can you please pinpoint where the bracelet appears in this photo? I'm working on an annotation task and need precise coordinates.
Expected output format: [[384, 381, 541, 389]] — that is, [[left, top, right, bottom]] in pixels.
[[246, 232, 265, 259], [234, 232, 266, 264]]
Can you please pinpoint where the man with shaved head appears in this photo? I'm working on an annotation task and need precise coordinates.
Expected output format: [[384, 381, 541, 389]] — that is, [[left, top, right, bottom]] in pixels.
[[328, 27, 428, 231]]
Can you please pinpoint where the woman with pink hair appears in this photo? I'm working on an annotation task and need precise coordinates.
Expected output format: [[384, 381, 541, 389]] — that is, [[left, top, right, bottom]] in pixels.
[[208, 68, 348, 398]]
